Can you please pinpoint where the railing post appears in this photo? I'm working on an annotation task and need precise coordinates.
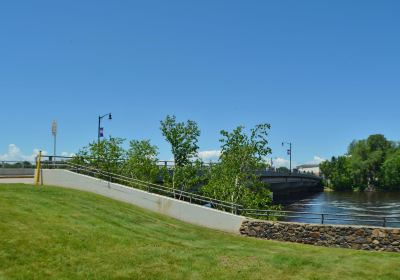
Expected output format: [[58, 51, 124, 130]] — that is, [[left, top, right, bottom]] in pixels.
[[236, 206, 241, 216], [321, 214, 324, 224], [383, 217, 386, 227]]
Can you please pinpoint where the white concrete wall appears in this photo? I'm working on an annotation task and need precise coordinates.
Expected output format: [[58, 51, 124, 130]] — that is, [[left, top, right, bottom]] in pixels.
[[41, 169, 245, 233]]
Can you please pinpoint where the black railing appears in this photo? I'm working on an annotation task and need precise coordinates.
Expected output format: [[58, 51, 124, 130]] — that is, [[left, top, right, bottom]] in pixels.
[[241, 209, 400, 228]]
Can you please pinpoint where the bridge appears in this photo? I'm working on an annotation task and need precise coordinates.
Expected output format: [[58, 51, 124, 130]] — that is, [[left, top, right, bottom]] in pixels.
[[259, 171, 323, 198]]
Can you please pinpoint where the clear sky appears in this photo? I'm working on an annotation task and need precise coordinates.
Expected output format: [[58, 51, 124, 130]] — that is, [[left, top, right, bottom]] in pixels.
[[1, 1, 399, 166]]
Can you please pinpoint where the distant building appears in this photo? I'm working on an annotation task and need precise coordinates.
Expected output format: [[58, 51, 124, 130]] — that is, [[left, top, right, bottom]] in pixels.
[[296, 164, 320, 176]]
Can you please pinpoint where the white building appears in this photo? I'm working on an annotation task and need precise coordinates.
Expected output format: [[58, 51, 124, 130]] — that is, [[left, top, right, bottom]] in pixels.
[[296, 164, 320, 176]]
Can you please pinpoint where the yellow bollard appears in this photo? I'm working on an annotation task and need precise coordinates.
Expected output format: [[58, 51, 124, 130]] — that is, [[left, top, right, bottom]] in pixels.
[[34, 151, 42, 185]]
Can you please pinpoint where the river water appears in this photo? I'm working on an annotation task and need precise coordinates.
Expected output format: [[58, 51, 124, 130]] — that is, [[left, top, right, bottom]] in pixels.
[[281, 191, 400, 227]]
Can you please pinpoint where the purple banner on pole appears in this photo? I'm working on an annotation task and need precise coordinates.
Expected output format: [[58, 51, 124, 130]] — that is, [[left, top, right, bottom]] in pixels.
[[99, 127, 104, 137]]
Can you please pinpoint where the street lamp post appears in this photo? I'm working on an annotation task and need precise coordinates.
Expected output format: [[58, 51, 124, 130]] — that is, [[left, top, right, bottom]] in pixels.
[[282, 141, 292, 173], [98, 113, 112, 143]]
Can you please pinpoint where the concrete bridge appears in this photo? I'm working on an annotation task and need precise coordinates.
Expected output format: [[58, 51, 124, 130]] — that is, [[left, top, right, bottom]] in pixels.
[[259, 171, 323, 198]]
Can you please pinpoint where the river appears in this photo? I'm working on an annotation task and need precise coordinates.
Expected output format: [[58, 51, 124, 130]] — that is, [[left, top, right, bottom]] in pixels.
[[281, 191, 400, 227]]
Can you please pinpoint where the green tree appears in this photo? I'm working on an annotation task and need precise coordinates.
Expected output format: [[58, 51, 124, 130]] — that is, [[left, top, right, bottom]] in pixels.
[[319, 160, 333, 179], [329, 156, 353, 191], [276, 166, 290, 173], [381, 150, 400, 191], [160, 115, 200, 167], [348, 134, 395, 190], [160, 115, 202, 191], [169, 160, 209, 193], [320, 157, 353, 191], [124, 139, 159, 183], [320, 134, 399, 191], [201, 124, 273, 210], [73, 136, 125, 173]]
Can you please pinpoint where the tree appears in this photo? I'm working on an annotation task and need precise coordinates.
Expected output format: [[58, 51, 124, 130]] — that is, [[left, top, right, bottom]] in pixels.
[[160, 115, 200, 167], [348, 134, 395, 189], [319, 159, 333, 179], [201, 124, 273, 210], [170, 159, 209, 193], [124, 139, 159, 183], [276, 166, 290, 173], [160, 115, 201, 191], [381, 151, 400, 191], [73, 136, 125, 173], [321, 156, 354, 191], [320, 134, 399, 191]]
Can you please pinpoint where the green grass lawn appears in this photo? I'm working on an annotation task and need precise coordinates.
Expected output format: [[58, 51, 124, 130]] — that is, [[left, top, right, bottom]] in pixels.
[[1, 184, 400, 280]]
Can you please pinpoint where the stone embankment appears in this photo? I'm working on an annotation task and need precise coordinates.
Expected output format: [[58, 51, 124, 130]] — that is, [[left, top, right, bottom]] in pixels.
[[240, 220, 400, 252]]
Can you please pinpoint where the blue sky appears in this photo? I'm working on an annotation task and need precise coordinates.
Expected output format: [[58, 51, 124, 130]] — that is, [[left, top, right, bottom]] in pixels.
[[1, 1, 399, 166]]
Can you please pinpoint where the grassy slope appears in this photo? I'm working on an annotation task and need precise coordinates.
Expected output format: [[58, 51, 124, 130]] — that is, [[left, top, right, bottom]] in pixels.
[[0, 184, 399, 280]]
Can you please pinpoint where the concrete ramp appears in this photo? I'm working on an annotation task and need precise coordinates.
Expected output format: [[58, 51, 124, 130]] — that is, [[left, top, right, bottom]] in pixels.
[[41, 169, 246, 234]]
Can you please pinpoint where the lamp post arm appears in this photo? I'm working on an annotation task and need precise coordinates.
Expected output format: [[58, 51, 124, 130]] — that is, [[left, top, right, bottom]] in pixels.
[[100, 113, 110, 119]]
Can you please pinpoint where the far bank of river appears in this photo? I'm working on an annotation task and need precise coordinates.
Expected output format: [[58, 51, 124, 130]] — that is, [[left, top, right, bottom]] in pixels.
[[281, 191, 400, 227]]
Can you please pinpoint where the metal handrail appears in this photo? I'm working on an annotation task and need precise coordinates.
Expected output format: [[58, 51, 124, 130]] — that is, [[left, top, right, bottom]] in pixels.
[[44, 162, 242, 213], [240, 209, 400, 227], [242, 208, 400, 218], [67, 162, 242, 207]]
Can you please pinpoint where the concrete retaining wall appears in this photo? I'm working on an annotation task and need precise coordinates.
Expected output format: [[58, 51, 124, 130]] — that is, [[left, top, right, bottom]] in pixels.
[[240, 220, 400, 252], [41, 169, 245, 233]]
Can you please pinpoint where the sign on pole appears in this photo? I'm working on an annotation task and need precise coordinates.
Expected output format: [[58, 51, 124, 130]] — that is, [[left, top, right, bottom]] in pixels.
[[51, 120, 57, 159], [52, 120, 57, 136]]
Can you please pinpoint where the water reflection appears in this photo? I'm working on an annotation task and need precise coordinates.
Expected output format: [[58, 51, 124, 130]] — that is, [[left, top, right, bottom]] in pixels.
[[282, 191, 400, 227]]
